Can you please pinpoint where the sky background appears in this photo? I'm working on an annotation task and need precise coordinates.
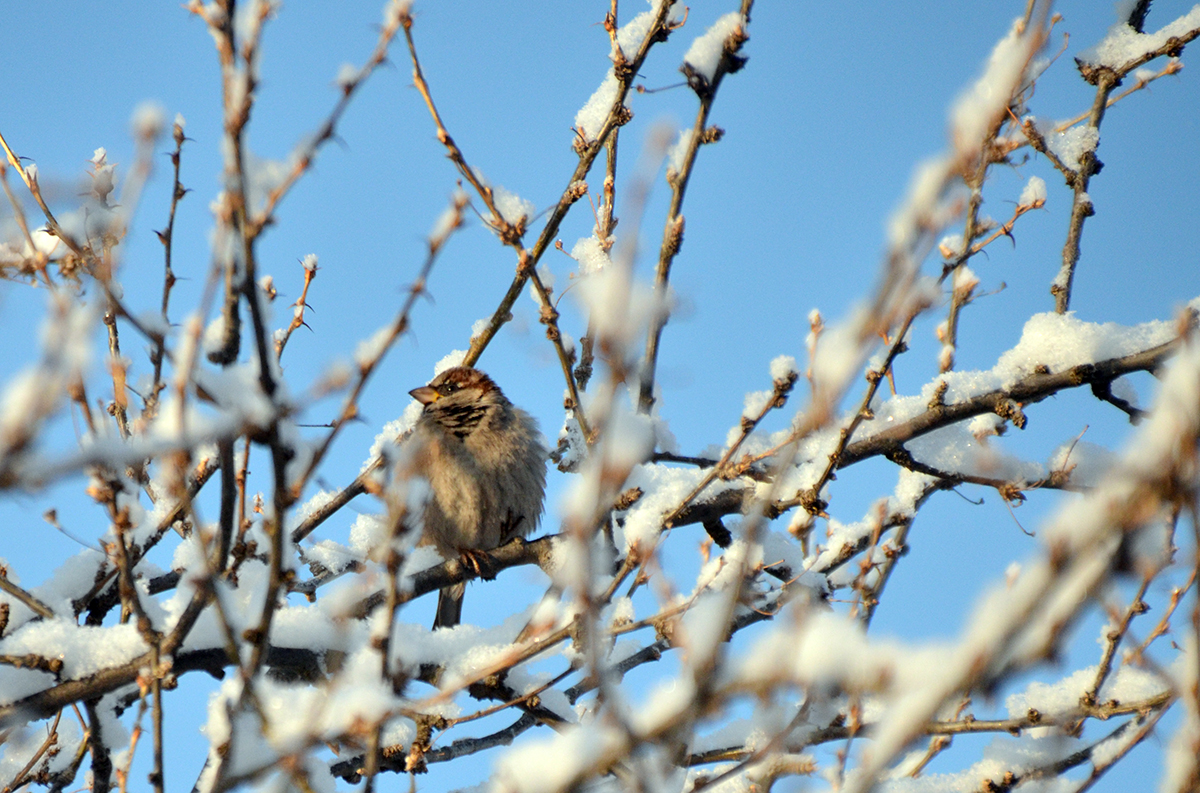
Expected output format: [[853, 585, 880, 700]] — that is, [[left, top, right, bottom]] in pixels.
[[1, 0, 1199, 790]]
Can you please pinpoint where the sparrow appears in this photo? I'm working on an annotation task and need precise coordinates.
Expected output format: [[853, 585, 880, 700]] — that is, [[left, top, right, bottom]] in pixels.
[[408, 367, 546, 629]]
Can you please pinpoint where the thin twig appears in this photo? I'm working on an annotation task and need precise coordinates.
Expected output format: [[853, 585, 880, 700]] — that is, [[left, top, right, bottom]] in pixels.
[[290, 194, 464, 499], [639, 11, 749, 412], [398, 10, 593, 442]]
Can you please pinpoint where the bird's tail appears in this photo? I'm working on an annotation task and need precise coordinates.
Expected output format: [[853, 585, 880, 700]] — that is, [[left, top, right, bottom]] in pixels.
[[434, 582, 465, 629]]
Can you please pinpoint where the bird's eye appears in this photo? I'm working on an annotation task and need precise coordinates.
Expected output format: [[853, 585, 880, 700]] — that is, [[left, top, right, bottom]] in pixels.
[[438, 381, 458, 396]]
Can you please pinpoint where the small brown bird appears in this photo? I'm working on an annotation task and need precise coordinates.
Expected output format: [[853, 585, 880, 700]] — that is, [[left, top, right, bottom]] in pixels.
[[408, 367, 546, 629]]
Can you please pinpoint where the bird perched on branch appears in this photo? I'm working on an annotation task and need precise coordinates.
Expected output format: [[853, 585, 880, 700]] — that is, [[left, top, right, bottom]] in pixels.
[[408, 366, 546, 629]]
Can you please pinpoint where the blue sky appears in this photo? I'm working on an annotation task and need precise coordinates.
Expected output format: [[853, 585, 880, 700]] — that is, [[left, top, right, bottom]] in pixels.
[[1, 0, 1198, 790]]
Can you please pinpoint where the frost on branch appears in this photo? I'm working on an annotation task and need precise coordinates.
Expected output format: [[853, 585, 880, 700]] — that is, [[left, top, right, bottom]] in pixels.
[[682, 12, 746, 85], [1018, 174, 1046, 207], [1036, 119, 1100, 171], [574, 3, 679, 144], [1078, 6, 1200, 69], [0, 2, 1198, 793]]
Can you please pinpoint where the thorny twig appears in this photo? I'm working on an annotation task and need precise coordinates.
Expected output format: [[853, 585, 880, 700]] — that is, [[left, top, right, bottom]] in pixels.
[[398, 10, 594, 443], [637, 4, 750, 412], [1, 5, 1198, 792], [1044, 6, 1200, 312], [290, 194, 464, 499], [146, 119, 189, 423]]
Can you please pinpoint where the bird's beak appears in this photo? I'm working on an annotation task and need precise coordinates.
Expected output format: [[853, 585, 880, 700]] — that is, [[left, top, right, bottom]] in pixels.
[[409, 385, 439, 405]]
